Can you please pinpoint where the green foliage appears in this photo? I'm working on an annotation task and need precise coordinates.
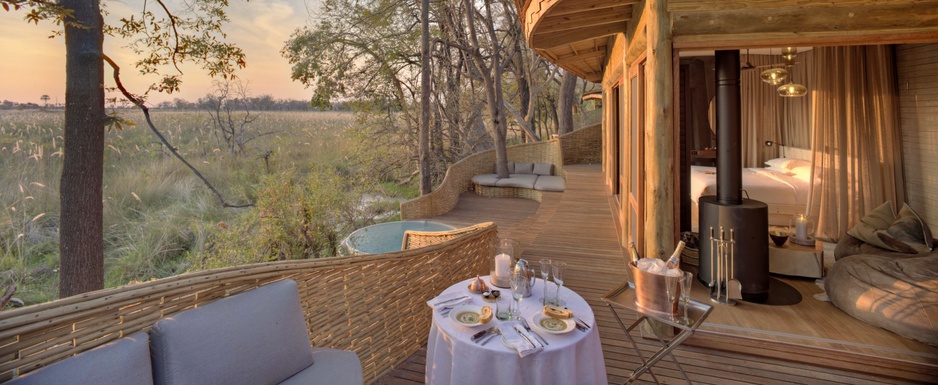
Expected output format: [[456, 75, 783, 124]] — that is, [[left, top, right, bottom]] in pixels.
[[0, 110, 418, 304]]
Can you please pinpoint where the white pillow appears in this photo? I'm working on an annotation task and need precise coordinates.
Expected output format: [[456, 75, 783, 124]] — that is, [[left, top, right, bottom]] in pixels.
[[789, 165, 812, 177], [764, 157, 810, 171], [764, 166, 788, 174], [786, 159, 811, 169]]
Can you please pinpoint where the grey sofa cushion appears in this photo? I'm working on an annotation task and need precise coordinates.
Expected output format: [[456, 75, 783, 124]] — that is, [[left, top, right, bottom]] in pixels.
[[495, 174, 538, 189], [534, 175, 566, 192], [150, 280, 314, 385], [513, 162, 534, 174], [532, 163, 553, 176], [8, 331, 153, 385], [471, 174, 500, 187], [507, 162, 515, 174], [280, 348, 364, 385]]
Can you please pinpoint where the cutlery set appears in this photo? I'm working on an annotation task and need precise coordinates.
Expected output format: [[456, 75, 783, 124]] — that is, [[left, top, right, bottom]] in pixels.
[[471, 326, 501, 345]]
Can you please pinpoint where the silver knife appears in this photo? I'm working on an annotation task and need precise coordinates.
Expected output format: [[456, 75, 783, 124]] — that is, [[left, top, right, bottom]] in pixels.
[[520, 318, 549, 346], [513, 325, 538, 348], [432, 295, 468, 307]]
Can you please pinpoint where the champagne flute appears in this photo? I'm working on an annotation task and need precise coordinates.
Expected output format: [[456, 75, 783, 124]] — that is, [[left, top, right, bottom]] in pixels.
[[539, 259, 551, 305], [665, 274, 680, 322], [551, 261, 567, 306], [509, 269, 526, 320], [679, 271, 694, 325]]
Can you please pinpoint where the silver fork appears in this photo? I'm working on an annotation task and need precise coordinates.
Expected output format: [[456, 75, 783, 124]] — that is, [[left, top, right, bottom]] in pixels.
[[478, 327, 502, 345]]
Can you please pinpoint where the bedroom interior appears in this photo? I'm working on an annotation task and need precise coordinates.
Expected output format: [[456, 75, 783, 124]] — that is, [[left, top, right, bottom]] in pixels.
[[673, 43, 938, 364]]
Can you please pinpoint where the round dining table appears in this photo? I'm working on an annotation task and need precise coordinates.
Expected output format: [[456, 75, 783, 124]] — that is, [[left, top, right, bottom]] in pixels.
[[426, 276, 607, 385]]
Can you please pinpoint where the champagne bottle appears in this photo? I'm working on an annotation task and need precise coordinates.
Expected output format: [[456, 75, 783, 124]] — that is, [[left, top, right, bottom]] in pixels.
[[628, 241, 641, 263], [665, 241, 685, 269]]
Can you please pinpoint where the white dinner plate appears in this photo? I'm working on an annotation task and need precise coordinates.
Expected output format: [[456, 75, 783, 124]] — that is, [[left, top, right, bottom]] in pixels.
[[449, 305, 486, 327], [531, 313, 575, 334]]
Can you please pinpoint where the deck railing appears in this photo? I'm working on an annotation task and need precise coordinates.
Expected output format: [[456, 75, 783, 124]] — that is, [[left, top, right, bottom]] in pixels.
[[0, 222, 498, 384], [401, 124, 600, 219]]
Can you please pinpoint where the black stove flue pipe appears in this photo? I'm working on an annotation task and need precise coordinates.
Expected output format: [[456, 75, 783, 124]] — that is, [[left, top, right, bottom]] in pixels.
[[697, 50, 770, 302], [715, 50, 742, 204]]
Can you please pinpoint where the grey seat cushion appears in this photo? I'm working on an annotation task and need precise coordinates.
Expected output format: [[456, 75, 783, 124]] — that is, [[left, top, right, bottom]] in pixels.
[[495, 174, 538, 189], [280, 348, 364, 385], [513, 162, 535, 174], [534, 175, 566, 192], [150, 280, 315, 385], [532, 163, 553, 176], [8, 331, 153, 385], [826, 253, 938, 346], [471, 174, 500, 187]]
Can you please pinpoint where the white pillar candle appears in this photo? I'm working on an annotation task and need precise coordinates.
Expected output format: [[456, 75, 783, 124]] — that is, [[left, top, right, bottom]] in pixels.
[[495, 253, 511, 279], [795, 216, 807, 241]]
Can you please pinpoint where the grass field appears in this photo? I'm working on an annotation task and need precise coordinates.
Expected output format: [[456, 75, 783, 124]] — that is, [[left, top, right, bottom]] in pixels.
[[0, 109, 417, 304]]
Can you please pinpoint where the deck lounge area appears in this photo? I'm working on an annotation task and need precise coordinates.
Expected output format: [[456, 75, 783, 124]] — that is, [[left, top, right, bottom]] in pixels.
[[380, 164, 938, 384]]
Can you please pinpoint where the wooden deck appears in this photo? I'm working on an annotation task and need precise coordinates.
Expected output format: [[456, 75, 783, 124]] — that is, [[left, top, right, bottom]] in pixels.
[[379, 164, 938, 384]]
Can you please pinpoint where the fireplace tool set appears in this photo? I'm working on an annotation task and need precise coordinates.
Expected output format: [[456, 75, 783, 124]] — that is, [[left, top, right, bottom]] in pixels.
[[709, 226, 743, 305]]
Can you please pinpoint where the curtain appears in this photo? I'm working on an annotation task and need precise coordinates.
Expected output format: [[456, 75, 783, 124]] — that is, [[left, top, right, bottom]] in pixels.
[[807, 45, 904, 242], [739, 53, 813, 167]]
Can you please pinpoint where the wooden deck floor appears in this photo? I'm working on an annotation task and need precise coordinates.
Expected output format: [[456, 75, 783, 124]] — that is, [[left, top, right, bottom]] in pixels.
[[378, 164, 938, 384]]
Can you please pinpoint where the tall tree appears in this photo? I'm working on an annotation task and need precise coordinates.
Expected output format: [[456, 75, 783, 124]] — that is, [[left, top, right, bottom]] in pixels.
[[557, 69, 577, 135], [4, 0, 246, 297], [58, 0, 105, 297]]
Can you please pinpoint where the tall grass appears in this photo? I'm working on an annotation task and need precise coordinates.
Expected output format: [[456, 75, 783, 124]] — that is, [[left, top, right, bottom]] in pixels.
[[0, 109, 411, 304]]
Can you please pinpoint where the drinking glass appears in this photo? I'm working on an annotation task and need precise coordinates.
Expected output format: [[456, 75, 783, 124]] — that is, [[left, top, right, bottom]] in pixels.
[[495, 294, 511, 321], [509, 269, 526, 320], [539, 259, 551, 304], [665, 274, 681, 322], [679, 271, 694, 325], [550, 261, 567, 306]]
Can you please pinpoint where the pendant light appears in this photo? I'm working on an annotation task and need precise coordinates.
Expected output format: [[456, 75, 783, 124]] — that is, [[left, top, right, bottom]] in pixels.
[[760, 67, 788, 85], [777, 80, 807, 97]]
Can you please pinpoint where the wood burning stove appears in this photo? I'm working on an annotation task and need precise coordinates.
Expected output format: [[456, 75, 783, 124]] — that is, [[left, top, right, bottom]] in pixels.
[[697, 50, 770, 303]]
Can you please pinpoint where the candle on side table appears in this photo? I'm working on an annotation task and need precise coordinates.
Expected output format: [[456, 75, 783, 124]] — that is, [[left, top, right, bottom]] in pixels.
[[495, 253, 511, 280]]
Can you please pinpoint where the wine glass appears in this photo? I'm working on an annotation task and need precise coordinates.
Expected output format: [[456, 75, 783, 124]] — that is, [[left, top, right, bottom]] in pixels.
[[679, 271, 694, 325], [539, 259, 551, 304], [665, 274, 681, 322], [551, 261, 567, 306], [509, 269, 526, 320]]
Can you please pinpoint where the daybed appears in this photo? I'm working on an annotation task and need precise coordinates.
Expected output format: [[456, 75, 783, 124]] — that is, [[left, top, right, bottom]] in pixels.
[[8, 279, 363, 385], [825, 202, 938, 346], [471, 161, 565, 200]]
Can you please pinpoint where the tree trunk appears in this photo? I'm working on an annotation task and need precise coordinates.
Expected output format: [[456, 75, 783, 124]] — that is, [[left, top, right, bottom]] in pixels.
[[644, 0, 675, 260], [59, 0, 105, 298], [558, 70, 577, 135], [419, 0, 432, 195]]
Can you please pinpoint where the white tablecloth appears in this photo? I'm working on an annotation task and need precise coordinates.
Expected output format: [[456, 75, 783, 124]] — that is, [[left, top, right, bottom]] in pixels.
[[426, 276, 607, 385]]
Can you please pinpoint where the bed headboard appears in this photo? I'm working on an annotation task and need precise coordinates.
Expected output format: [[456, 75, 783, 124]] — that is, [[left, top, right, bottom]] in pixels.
[[779, 146, 811, 161]]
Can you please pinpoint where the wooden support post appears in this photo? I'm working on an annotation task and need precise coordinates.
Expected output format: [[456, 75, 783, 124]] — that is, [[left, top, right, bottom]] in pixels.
[[644, 0, 675, 259]]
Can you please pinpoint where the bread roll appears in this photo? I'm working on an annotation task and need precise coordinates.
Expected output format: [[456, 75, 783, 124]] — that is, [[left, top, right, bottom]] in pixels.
[[480, 306, 493, 323], [543, 305, 573, 319]]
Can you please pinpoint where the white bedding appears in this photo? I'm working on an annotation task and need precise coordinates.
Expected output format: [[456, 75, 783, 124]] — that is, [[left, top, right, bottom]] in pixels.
[[689, 166, 810, 228]]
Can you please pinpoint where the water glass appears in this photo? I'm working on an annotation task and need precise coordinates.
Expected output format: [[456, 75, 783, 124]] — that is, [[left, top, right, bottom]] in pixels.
[[679, 271, 694, 325], [539, 259, 551, 304], [550, 261, 567, 306], [495, 294, 511, 321]]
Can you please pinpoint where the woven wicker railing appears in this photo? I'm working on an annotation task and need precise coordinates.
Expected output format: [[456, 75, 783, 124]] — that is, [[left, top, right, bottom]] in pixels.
[[561, 123, 602, 165], [0, 222, 498, 384], [401, 139, 564, 219]]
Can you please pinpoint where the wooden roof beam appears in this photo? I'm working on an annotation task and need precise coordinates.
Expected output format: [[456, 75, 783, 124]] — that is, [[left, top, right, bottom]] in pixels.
[[531, 22, 628, 49]]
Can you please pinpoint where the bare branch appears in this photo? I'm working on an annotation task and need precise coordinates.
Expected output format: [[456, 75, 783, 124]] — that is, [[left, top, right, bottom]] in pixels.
[[103, 54, 253, 208]]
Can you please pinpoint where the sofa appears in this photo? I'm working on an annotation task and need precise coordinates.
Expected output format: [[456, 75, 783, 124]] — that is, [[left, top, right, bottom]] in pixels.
[[825, 202, 938, 346], [8, 279, 363, 385], [471, 161, 565, 193]]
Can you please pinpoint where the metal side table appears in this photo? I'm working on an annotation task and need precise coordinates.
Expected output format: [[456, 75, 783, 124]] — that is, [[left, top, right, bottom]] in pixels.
[[602, 282, 713, 384]]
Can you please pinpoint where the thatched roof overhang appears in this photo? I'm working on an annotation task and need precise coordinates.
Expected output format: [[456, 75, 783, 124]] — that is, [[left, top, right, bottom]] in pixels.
[[515, 0, 640, 82]]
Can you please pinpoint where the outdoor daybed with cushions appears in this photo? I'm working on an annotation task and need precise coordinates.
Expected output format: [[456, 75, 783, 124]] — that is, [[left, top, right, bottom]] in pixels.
[[471, 161, 565, 196], [8, 279, 364, 385], [825, 202, 938, 346]]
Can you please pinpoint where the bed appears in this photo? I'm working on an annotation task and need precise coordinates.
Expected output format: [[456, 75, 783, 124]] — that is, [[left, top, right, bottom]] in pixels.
[[690, 146, 813, 230]]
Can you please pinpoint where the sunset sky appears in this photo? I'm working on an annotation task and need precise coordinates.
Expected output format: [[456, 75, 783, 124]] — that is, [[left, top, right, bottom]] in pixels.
[[0, 0, 322, 105]]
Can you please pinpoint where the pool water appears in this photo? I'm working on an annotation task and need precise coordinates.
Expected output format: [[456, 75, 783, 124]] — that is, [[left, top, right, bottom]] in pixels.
[[343, 220, 455, 254]]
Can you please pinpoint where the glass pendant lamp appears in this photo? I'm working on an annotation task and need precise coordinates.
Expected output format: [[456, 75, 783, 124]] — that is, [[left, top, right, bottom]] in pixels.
[[777, 80, 807, 97], [760, 67, 789, 86]]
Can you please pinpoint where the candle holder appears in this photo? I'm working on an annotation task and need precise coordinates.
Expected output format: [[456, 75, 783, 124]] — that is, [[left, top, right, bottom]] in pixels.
[[490, 238, 519, 288], [789, 214, 816, 246]]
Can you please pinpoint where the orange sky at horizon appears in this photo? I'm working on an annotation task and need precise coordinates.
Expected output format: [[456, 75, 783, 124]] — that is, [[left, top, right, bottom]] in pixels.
[[0, 0, 322, 105]]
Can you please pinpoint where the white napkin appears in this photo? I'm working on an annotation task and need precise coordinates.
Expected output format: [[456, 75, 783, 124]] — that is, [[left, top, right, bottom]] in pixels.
[[500, 321, 544, 357], [427, 292, 471, 312]]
